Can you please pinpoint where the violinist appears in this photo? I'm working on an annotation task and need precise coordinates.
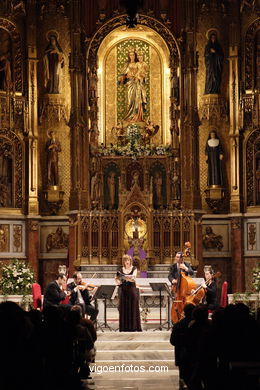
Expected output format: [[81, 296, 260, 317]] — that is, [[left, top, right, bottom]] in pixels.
[[67, 272, 98, 322], [168, 252, 194, 287], [43, 273, 71, 311], [201, 268, 218, 310]]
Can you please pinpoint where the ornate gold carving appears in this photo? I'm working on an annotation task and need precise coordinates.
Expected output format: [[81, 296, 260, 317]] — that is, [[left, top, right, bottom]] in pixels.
[[231, 217, 241, 230], [0, 18, 22, 92], [205, 187, 225, 213], [28, 220, 38, 231], [13, 224, 22, 252], [87, 14, 179, 145], [39, 95, 68, 124], [41, 186, 64, 215], [0, 128, 23, 208], [0, 224, 8, 252], [245, 19, 260, 91], [248, 223, 256, 250], [46, 226, 68, 252], [246, 128, 260, 206], [199, 94, 228, 124]]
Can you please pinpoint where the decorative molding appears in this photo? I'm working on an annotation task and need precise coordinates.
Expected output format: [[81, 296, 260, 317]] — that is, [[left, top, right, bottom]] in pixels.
[[199, 94, 228, 124], [0, 128, 23, 208], [231, 217, 241, 230], [0, 18, 23, 92], [39, 95, 68, 125], [244, 18, 260, 91]]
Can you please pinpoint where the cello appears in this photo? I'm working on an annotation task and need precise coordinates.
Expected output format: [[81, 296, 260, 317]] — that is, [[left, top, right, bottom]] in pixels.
[[171, 267, 196, 323], [186, 271, 221, 306]]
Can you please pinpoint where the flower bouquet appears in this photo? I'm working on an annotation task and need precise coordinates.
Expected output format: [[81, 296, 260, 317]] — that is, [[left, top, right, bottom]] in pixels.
[[0, 259, 35, 295]]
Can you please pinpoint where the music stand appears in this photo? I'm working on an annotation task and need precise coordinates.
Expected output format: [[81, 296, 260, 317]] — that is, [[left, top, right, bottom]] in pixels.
[[94, 285, 116, 331], [149, 282, 172, 331]]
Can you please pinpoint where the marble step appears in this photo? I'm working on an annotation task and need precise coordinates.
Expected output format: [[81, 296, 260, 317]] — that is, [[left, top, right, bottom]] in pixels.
[[90, 359, 175, 370], [85, 376, 179, 390], [96, 330, 171, 341], [95, 350, 173, 361], [95, 340, 171, 350]]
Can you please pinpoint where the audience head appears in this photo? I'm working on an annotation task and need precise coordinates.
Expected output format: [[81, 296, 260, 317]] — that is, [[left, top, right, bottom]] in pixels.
[[192, 304, 209, 323], [71, 304, 83, 317], [122, 254, 132, 268], [184, 303, 195, 319]]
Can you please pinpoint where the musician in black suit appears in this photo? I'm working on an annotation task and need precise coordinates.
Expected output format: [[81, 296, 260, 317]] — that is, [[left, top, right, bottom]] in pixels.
[[43, 273, 70, 310], [67, 272, 98, 322], [168, 252, 194, 286]]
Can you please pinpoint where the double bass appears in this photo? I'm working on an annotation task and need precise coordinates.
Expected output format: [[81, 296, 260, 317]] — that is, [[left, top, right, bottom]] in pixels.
[[171, 266, 196, 323]]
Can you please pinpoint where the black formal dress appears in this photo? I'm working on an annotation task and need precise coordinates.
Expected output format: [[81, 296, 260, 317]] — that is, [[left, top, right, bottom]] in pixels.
[[205, 280, 218, 310], [118, 266, 142, 332], [168, 262, 194, 284], [43, 281, 66, 310], [67, 281, 98, 321]]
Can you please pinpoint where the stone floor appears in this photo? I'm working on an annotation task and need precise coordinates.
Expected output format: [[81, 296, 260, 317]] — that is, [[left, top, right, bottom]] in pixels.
[[83, 329, 179, 390]]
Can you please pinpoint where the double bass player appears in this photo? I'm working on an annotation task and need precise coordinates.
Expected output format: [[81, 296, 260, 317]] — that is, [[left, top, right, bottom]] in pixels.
[[168, 252, 195, 323], [168, 252, 194, 287]]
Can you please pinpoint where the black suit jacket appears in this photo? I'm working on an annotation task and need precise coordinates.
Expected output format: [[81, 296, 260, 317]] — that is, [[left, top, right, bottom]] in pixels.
[[43, 281, 66, 308], [168, 262, 194, 284], [67, 281, 91, 306]]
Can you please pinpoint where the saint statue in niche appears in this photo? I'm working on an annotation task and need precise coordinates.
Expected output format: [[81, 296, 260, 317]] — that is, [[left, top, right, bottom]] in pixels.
[[45, 130, 61, 186], [0, 29, 12, 91], [153, 171, 163, 208], [118, 47, 148, 123], [204, 32, 224, 94], [91, 172, 101, 203], [43, 33, 64, 94], [205, 130, 224, 187], [107, 171, 116, 209]]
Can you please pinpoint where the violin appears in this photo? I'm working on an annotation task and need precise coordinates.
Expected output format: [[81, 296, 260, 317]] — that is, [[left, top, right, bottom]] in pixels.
[[77, 273, 97, 291]]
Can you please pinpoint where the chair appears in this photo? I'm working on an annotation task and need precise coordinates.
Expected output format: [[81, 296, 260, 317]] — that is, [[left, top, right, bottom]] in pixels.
[[220, 281, 228, 308], [61, 295, 70, 305], [32, 283, 43, 310]]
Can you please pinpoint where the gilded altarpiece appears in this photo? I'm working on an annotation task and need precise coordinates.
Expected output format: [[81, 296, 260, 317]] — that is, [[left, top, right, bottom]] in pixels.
[[98, 25, 171, 146]]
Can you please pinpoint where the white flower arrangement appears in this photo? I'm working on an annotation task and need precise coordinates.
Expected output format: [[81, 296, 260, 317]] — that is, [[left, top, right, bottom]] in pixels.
[[97, 143, 173, 158], [0, 259, 35, 295], [252, 263, 260, 292]]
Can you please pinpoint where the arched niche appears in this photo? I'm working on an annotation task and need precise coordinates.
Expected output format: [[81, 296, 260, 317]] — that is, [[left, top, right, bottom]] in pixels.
[[244, 18, 260, 91], [86, 14, 180, 147], [0, 128, 23, 209]]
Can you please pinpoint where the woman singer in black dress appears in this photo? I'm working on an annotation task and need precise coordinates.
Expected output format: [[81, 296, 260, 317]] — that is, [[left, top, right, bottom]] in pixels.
[[115, 254, 142, 332]]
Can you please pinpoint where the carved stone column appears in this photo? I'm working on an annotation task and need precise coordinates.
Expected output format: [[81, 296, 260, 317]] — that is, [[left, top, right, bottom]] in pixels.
[[229, 21, 242, 213], [68, 214, 78, 275], [27, 219, 39, 280], [181, 0, 201, 210], [26, 0, 39, 215], [69, 0, 89, 211], [231, 217, 244, 292]]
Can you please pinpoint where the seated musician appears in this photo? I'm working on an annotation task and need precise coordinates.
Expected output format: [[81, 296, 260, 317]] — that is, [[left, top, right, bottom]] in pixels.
[[168, 251, 194, 286], [43, 273, 71, 311], [67, 272, 98, 322], [201, 268, 218, 310]]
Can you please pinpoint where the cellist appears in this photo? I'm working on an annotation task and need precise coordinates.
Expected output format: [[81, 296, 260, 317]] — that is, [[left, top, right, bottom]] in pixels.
[[201, 268, 218, 310], [168, 251, 194, 287]]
